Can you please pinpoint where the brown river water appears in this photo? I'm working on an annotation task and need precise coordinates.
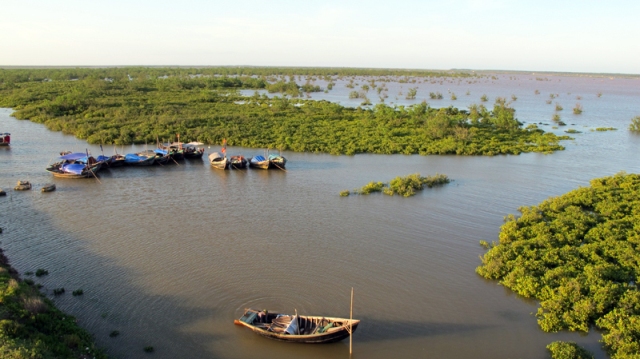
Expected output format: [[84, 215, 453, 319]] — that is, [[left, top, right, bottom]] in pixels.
[[1, 73, 639, 358]]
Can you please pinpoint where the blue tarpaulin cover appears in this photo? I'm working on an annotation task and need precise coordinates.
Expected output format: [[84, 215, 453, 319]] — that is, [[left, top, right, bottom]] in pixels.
[[60, 163, 86, 174], [253, 155, 266, 162], [124, 154, 144, 162]]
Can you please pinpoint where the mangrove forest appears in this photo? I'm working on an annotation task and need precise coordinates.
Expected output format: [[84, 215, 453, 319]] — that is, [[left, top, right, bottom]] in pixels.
[[0, 67, 569, 156], [477, 172, 640, 359]]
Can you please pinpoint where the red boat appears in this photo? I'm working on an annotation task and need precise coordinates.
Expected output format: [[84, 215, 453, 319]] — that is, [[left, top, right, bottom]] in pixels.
[[0, 133, 10, 146]]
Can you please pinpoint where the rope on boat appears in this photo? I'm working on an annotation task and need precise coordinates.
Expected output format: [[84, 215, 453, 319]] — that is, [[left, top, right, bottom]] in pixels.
[[272, 162, 287, 172]]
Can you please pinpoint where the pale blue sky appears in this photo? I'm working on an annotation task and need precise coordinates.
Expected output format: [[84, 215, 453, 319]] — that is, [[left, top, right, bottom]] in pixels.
[[1, 0, 638, 74]]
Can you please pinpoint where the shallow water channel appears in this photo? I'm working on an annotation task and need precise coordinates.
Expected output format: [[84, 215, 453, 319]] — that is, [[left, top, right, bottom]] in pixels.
[[1, 73, 639, 358]]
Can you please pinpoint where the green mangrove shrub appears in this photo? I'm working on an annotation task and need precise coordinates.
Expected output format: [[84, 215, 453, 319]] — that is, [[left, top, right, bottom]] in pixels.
[[546, 341, 594, 359], [629, 116, 640, 133], [476, 173, 640, 359], [343, 173, 450, 197], [573, 103, 583, 114]]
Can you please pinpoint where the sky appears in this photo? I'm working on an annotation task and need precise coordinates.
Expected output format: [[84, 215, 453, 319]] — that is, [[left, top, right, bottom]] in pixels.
[[1, 0, 639, 74]]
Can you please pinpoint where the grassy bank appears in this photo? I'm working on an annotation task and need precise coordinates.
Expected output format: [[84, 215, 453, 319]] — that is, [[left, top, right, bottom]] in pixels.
[[0, 247, 108, 359]]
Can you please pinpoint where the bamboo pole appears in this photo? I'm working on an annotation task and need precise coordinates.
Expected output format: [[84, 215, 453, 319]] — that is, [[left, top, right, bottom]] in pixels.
[[350, 287, 353, 355]]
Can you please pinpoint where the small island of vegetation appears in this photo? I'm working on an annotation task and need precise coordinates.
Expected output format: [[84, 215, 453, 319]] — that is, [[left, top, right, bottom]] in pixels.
[[477, 172, 640, 359], [341, 173, 450, 197], [0, 67, 570, 156]]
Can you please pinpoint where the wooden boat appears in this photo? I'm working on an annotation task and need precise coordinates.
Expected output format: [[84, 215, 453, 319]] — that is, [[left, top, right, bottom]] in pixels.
[[108, 153, 126, 167], [0, 133, 10, 146], [152, 149, 172, 165], [124, 151, 156, 166], [158, 142, 185, 160], [249, 155, 270, 169], [208, 152, 228, 169], [229, 155, 247, 169], [183, 142, 205, 159], [268, 154, 287, 170], [234, 308, 359, 344], [14, 181, 32, 191], [41, 184, 56, 192], [46, 152, 103, 178]]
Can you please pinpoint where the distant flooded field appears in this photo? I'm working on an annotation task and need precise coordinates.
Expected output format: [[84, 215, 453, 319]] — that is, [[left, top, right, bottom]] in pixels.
[[1, 73, 639, 358]]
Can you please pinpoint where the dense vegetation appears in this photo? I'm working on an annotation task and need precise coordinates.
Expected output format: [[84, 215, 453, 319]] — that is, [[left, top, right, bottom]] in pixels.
[[0, 248, 107, 359], [0, 68, 569, 156], [547, 341, 594, 359], [477, 173, 640, 359], [341, 173, 450, 197], [630, 116, 640, 133]]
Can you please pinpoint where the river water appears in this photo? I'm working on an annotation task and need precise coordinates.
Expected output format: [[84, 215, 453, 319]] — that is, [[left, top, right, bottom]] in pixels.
[[0, 73, 639, 358]]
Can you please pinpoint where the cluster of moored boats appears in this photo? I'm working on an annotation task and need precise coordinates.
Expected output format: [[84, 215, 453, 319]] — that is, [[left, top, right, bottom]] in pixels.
[[45, 141, 288, 178]]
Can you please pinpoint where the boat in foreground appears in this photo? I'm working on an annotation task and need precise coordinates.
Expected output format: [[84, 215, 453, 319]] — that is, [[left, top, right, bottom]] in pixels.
[[0, 133, 10, 146], [234, 308, 359, 344]]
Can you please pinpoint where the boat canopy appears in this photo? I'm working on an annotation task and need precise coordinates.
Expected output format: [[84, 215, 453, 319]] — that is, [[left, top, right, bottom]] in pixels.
[[253, 155, 266, 162], [208, 152, 224, 161], [185, 142, 204, 146], [154, 149, 168, 155]]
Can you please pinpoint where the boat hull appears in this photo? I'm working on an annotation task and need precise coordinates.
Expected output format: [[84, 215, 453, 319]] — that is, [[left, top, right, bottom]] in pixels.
[[41, 184, 56, 192], [229, 156, 247, 169], [235, 309, 359, 344], [46, 170, 97, 179], [249, 159, 270, 169]]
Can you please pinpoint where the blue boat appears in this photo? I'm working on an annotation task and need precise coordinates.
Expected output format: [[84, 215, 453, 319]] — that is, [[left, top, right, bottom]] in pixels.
[[46, 152, 103, 178], [124, 151, 156, 166]]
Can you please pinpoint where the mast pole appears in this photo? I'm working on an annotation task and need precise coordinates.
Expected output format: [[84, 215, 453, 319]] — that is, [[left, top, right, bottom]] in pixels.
[[350, 287, 353, 355]]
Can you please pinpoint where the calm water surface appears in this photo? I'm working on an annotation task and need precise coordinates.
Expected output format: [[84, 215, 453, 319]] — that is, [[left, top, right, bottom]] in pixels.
[[1, 73, 639, 358]]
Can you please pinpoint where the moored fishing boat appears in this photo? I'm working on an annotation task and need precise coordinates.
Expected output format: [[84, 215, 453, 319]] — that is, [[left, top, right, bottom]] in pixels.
[[249, 155, 270, 169], [208, 152, 228, 169], [108, 153, 126, 167], [158, 142, 185, 160], [46, 152, 103, 178], [183, 142, 205, 159], [229, 155, 247, 169], [0, 133, 10, 146], [152, 149, 172, 165], [124, 151, 156, 166], [234, 308, 359, 344], [268, 153, 287, 169]]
